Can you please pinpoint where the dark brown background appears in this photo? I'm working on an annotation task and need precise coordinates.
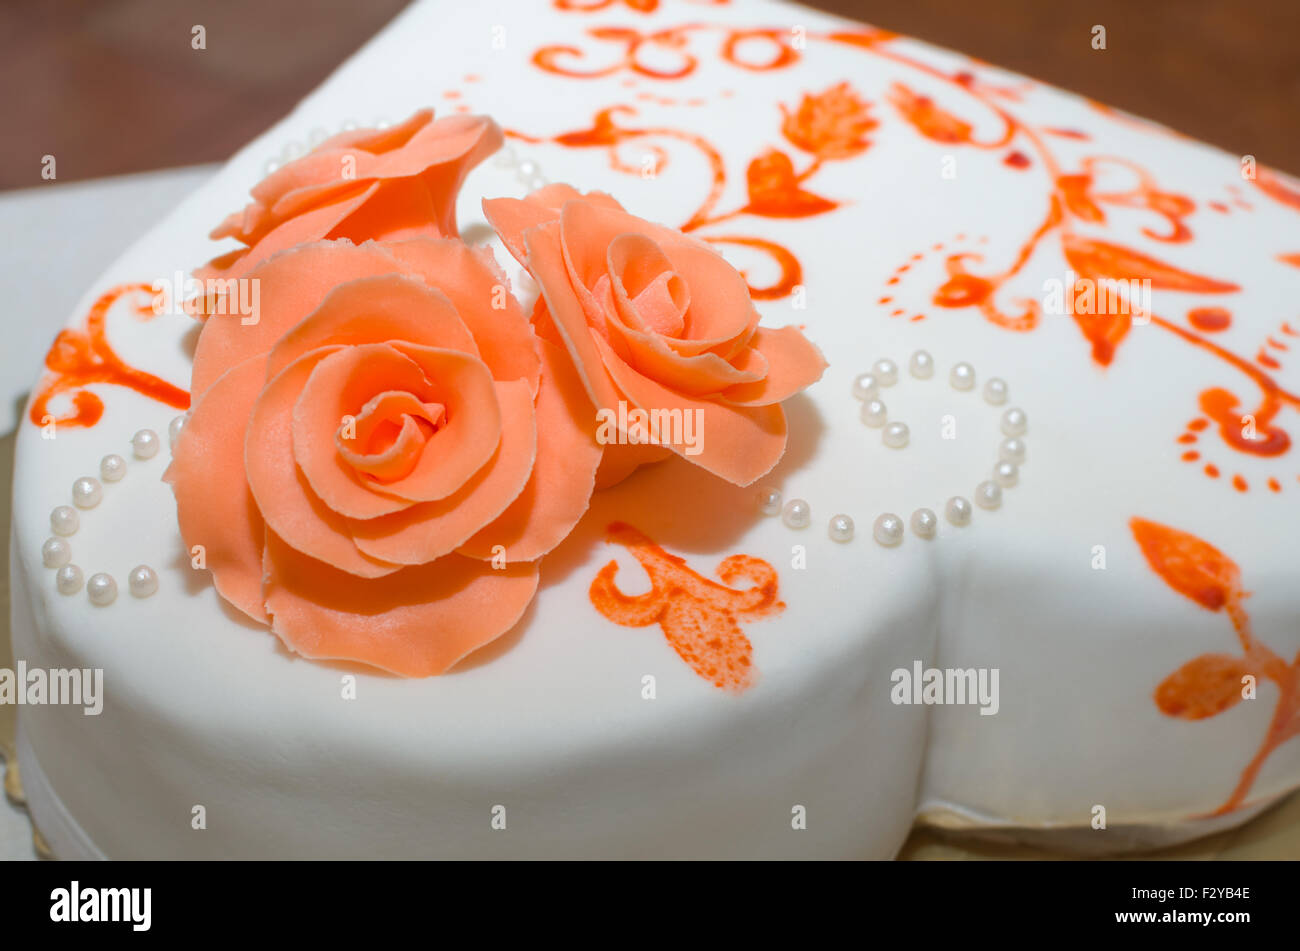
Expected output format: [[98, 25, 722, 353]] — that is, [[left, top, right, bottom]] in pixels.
[[2, 0, 1297, 190]]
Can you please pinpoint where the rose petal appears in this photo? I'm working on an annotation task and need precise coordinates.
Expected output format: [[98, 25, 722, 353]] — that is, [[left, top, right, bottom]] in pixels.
[[720, 326, 828, 406], [602, 311, 765, 396], [460, 339, 601, 561], [593, 441, 673, 489], [338, 391, 445, 482], [522, 221, 623, 410], [384, 238, 541, 393], [558, 200, 759, 356], [313, 109, 433, 155], [163, 355, 269, 622], [199, 112, 501, 280], [259, 151, 382, 220], [348, 379, 536, 565], [607, 232, 688, 337], [293, 343, 502, 512], [368, 114, 503, 184], [592, 335, 788, 486], [326, 177, 445, 245], [191, 240, 402, 400], [263, 531, 539, 677], [265, 272, 478, 382], [483, 184, 621, 264], [245, 347, 403, 578], [206, 184, 380, 281], [658, 241, 761, 356]]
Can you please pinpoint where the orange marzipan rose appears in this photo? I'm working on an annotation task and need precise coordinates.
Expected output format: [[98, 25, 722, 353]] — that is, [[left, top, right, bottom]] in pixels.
[[196, 109, 503, 282], [166, 238, 602, 677], [483, 184, 827, 487]]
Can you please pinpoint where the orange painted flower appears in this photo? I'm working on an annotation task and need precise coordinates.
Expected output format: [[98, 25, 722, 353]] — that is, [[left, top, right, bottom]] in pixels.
[[780, 82, 877, 160], [743, 149, 839, 218], [484, 185, 827, 487], [166, 239, 601, 676], [196, 110, 502, 282]]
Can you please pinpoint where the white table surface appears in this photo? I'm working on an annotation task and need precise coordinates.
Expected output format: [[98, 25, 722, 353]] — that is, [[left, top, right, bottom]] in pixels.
[[0, 165, 216, 860]]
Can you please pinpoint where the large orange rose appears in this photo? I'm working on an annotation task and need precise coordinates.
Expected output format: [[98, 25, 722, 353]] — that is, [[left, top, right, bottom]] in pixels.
[[197, 110, 501, 282], [166, 239, 601, 676], [484, 185, 827, 486]]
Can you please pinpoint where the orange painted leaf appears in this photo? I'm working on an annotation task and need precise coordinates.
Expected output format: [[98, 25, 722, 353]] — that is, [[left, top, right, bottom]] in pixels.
[[743, 149, 838, 218], [1063, 235, 1238, 364], [1154, 653, 1250, 720], [1056, 174, 1106, 223], [1130, 517, 1241, 611], [1071, 309, 1131, 366], [1255, 167, 1300, 212], [887, 82, 973, 145], [1062, 234, 1239, 292]]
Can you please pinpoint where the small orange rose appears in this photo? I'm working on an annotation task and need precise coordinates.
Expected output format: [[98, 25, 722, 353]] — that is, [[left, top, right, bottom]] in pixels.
[[780, 82, 877, 160], [167, 239, 601, 676], [197, 110, 502, 282], [484, 185, 827, 487]]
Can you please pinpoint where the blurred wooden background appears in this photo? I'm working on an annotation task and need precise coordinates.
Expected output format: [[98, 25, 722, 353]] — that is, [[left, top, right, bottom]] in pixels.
[[1, 0, 1296, 189]]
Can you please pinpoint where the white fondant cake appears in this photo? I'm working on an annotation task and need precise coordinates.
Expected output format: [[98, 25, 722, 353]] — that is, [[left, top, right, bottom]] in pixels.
[[10, 0, 1300, 859]]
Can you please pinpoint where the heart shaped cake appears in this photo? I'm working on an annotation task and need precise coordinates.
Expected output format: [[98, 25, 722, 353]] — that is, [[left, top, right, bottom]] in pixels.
[[9, 0, 1300, 858]]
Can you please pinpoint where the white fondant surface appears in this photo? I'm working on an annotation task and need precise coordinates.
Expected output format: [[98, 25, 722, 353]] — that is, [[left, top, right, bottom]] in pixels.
[[10, 0, 1300, 857]]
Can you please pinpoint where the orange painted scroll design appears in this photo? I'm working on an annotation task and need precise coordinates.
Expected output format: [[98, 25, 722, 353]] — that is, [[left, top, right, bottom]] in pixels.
[[589, 521, 785, 692]]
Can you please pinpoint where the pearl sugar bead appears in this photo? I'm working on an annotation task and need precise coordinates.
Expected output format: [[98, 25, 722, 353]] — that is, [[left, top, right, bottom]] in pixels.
[[168, 415, 187, 449], [910, 508, 938, 539], [945, 496, 972, 526], [100, 453, 126, 482], [872, 358, 899, 386], [56, 564, 84, 595], [128, 565, 159, 598], [757, 486, 783, 516], [72, 476, 103, 509], [851, 372, 879, 401], [975, 480, 1003, 509], [882, 421, 910, 449], [983, 378, 1008, 405], [50, 505, 79, 536], [908, 350, 934, 379], [828, 514, 855, 543], [993, 460, 1019, 487], [872, 513, 904, 547], [860, 399, 888, 428], [87, 572, 117, 606], [950, 362, 976, 391], [132, 429, 160, 459], [782, 498, 811, 529], [999, 437, 1027, 465], [1001, 407, 1028, 436], [42, 537, 71, 568]]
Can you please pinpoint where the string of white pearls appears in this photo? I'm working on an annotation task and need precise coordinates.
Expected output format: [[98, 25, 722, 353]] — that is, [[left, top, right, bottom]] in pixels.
[[765, 356, 1033, 548], [40, 425, 177, 604], [851, 354, 922, 449]]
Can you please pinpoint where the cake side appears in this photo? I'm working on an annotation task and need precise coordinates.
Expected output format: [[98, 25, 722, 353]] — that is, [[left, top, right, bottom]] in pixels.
[[11, 0, 1300, 858]]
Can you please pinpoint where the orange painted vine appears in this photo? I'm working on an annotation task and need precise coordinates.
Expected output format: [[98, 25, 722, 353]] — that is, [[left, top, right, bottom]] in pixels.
[[523, 23, 1300, 491], [29, 284, 190, 430], [505, 79, 875, 300], [1133, 517, 1300, 815]]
